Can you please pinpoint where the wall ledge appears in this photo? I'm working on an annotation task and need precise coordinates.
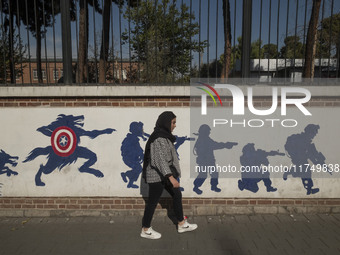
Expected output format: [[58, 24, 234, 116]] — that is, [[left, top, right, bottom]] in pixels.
[[0, 85, 190, 98], [1, 85, 340, 98]]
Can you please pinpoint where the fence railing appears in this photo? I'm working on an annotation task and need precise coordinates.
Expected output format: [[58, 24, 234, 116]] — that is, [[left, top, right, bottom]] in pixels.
[[0, 0, 339, 85]]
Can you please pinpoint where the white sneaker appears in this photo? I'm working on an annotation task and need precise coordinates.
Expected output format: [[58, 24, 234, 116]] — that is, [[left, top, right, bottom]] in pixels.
[[178, 222, 198, 233], [140, 227, 162, 239]]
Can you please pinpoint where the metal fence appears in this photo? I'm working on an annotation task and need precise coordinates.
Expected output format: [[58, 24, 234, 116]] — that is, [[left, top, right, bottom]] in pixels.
[[0, 0, 339, 85]]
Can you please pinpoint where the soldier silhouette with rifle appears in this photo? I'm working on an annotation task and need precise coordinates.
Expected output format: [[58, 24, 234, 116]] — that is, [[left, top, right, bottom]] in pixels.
[[238, 143, 285, 193], [284, 124, 330, 195]]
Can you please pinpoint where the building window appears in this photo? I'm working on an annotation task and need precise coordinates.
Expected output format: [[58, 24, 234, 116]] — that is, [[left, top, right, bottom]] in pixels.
[[53, 69, 59, 80], [33, 69, 46, 80]]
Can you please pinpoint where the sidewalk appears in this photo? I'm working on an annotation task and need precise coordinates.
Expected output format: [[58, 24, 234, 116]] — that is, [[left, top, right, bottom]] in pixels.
[[1, 214, 340, 255]]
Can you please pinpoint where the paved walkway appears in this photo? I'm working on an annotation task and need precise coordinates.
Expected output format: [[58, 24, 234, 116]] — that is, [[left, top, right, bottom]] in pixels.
[[1, 214, 340, 255]]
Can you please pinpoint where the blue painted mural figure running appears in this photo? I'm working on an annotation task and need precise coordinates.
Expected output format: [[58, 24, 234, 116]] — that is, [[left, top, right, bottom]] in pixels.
[[284, 124, 331, 195], [238, 143, 285, 193], [0, 149, 19, 177], [23, 114, 116, 186], [121, 122, 150, 189], [192, 124, 238, 195]]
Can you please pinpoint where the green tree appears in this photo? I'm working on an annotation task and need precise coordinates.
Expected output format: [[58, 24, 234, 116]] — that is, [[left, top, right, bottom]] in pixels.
[[227, 37, 271, 73], [317, 13, 340, 63], [200, 59, 223, 78], [250, 39, 264, 59], [225, 37, 278, 76], [123, 0, 206, 83], [230, 36, 242, 68], [262, 44, 278, 59], [230, 37, 277, 60], [88, 31, 118, 83], [220, 35, 241, 75], [316, 30, 332, 58], [230, 37, 278, 60], [0, 26, 26, 83], [0, 1, 69, 83], [280, 36, 304, 59]]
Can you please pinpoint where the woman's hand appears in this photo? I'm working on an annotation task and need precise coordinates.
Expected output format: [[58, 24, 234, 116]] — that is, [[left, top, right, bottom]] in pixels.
[[168, 176, 180, 188]]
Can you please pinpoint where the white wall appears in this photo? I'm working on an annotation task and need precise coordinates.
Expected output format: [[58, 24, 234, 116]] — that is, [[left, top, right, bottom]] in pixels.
[[0, 106, 339, 198]]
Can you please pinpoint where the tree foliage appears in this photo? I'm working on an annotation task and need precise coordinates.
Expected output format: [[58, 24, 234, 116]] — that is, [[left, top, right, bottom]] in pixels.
[[200, 59, 223, 78], [123, 0, 206, 83], [262, 44, 278, 59], [280, 36, 304, 59], [0, 26, 26, 83], [317, 13, 340, 58], [0, 0, 76, 83]]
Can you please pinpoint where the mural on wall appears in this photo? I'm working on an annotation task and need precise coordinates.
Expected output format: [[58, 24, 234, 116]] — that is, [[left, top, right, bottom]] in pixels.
[[190, 122, 334, 196], [0, 149, 19, 177], [192, 124, 238, 195], [238, 143, 285, 193], [23, 114, 115, 186], [283, 124, 331, 195], [121, 122, 150, 189], [0, 107, 338, 198]]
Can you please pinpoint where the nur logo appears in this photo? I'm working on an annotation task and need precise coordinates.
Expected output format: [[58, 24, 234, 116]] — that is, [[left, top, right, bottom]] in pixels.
[[197, 83, 312, 117], [196, 82, 223, 110]]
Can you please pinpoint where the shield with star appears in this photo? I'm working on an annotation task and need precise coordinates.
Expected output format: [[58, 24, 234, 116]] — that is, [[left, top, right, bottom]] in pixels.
[[51, 126, 77, 157]]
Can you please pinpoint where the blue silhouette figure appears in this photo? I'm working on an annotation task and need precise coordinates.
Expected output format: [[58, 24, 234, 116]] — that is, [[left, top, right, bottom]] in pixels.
[[284, 124, 329, 195], [174, 136, 195, 160], [23, 114, 115, 186], [0, 149, 19, 176], [121, 122, 150, 189], [238, 143, 285, 193], [193, 124, 238, 195], [174, 135, 195, 191]]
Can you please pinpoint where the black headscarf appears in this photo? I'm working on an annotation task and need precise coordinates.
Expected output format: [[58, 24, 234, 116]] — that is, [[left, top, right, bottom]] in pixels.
[[142, 111, 176, 179]]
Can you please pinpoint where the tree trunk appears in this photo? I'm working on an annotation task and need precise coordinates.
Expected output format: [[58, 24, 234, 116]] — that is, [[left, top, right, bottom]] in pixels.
[[77, 0, 88, 83], [99, 0, 111, 84], [221, 0, 231, 79], [303, 0, 322, 78]]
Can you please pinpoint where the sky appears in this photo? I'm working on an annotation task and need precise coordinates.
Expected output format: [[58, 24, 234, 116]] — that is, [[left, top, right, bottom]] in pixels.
[[3, 0, 340, 66]]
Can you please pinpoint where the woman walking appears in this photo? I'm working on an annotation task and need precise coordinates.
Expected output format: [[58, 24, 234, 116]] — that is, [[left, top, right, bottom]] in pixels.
[[141, 111, 198, 239]]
